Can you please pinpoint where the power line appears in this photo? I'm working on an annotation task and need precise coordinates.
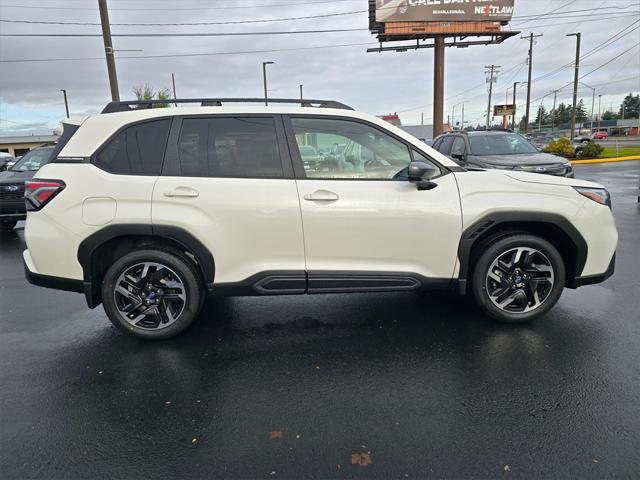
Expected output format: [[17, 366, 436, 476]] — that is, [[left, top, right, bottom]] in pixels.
[[0, 10, 367, 26], [0, 41, 376, 63], [0, 0, 359, 10], [0, 28, 369, 37]]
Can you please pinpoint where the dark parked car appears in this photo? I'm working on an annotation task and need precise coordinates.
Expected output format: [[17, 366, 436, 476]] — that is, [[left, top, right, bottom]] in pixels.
[[0, 152, 16, 172], [431, 131, 574, 177], [0, 146, 54, 231]]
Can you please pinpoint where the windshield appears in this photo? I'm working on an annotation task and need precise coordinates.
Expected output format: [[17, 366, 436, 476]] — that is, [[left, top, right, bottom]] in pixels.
[[469, 133, 538, 155], [10, 147, 54, 171]]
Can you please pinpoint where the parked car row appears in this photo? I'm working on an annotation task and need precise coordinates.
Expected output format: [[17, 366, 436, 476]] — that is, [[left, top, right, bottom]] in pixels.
[[430, 130, 574, 177]]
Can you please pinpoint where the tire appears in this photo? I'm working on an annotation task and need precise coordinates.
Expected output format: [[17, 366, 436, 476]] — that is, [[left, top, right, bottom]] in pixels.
[[101, 248, 204, 340], [471, 234, 565, 323], [1, 219, 18, 231]]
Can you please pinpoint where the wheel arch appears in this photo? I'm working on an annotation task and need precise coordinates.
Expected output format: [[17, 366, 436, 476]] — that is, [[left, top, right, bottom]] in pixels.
[[457, 212, 587, 293], [77, 224, 214, 308]]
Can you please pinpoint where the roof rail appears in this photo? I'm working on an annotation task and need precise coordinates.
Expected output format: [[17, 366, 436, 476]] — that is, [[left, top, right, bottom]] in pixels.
[[101, 98, 353, 114]]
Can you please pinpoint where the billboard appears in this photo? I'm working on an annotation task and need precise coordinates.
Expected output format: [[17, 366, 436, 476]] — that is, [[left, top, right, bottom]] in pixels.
[[375, 0, 515, 23], [493, 104, 515, 116]]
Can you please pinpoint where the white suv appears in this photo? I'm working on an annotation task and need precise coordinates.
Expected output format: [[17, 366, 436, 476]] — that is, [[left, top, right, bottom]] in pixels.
[[23, 98, 618, 340]]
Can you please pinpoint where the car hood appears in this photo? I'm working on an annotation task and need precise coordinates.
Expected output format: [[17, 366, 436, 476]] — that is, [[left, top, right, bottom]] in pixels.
[[472, 152, 566, 165], [0, 169, 37, 183]]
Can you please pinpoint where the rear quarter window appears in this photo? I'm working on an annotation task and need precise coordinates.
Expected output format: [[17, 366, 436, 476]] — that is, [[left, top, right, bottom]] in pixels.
[[94, 119, 172, 175]]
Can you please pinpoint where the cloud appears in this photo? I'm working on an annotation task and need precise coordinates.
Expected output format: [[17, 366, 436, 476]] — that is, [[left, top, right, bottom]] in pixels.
[[0, 0, 638, 133]]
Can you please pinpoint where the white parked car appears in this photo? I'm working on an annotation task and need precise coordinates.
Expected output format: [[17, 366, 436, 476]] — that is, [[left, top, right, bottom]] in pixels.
[[23, 98, 618, 340]]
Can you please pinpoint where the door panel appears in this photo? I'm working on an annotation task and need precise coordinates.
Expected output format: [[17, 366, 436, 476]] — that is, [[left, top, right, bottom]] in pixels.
[[296, 175, 461, 279], [286, 115, 462, 280], [152, 177, 305, 284]]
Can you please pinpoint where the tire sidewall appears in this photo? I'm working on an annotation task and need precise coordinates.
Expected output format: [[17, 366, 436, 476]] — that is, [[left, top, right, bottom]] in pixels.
[[101, 249, 202, 340], [471, 235, 566, 323]]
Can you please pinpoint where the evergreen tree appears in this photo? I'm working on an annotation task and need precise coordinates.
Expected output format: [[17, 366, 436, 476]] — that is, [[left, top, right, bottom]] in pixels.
[[619, 93, 640, 118]]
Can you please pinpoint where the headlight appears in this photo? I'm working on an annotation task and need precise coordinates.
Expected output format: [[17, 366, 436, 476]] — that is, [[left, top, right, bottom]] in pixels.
[[574, 187, 611, 207]]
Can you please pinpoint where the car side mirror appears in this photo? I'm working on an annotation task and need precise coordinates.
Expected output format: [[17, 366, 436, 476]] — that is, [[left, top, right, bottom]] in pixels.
[[451, 153, 467, 163], [408, 161, 438, 191], [408, 161, 436, 182]]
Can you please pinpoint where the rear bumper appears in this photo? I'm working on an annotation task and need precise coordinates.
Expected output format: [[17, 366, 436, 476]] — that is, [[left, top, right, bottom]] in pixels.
[[24, 258, 84, 293], [569, 252, 616, 288]]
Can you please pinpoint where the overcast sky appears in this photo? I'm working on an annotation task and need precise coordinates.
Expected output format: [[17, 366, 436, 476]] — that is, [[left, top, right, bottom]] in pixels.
[[0, 0, 638, 135]]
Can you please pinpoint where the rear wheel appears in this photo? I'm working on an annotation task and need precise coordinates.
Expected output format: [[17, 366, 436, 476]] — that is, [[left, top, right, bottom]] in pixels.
[[471, 234, 565, 323], [0, 219, 18, 231], [101, 248, 203, 340]]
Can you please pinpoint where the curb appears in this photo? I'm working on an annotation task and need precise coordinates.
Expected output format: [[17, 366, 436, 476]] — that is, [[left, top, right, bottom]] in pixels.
[[571, 155, 640, 165]]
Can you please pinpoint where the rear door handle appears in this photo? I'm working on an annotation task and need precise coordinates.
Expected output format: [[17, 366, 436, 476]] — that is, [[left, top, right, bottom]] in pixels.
[[303, 190, 339, 202], [163, 186, 199, 198]]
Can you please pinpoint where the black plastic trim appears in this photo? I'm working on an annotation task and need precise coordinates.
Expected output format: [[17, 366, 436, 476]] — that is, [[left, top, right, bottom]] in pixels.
[[24, 260, 84, 294], [214, 271, 307, 296], [570, 252, 615, 288], [457, 212, 588, 287], [77, 224, 216, 307], [214, 270, 452, 295]]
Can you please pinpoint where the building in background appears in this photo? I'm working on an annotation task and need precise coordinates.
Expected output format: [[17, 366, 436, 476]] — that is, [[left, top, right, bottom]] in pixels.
[[0, 134, 58, 157]]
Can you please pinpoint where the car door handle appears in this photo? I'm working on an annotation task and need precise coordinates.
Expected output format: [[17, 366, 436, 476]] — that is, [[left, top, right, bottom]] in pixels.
[[163, 186, 199, 198], [303, 190, 339, 202]]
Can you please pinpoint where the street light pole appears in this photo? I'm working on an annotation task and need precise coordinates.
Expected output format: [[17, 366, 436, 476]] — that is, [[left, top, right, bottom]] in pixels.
[[522, 32, 543, 132], [579, 81, 595, 130], [60, 89, 69, 118], [299, 84, 303, 101], [262, 61, 274, 106], [567, 32, 581, 140], [512, 82, 520, 130]]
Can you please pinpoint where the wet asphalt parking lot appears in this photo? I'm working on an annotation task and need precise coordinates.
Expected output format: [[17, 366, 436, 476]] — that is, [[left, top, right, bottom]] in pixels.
[[1, 161, 639, 479]]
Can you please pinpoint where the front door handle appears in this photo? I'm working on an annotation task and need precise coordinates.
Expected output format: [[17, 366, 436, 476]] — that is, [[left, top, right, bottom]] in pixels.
[[163, 186, 199, 198], [303, 190, 339, 202]]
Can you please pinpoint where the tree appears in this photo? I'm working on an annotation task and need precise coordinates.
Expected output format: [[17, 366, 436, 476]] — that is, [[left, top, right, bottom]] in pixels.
[[132, 83, 172, 108], [619, 93, 640, 119], [575, 99, 588, 122], [602, 110, 619, 120]]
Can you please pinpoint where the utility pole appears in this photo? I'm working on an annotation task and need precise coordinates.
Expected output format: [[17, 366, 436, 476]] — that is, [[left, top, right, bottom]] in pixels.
[[567, 32, 581, 140], [171, 73, 177, 106], [461, 103, 464, 131], [262, 61, 274, 106], [60, 89, 69, 118], [299, 84, 303, 101], [551, 90, 557, 131], [485, 64, 499, 129], [433, 37, 445, 137], [98, 0, 119, 101], [598, 94, 602, 129], [421, 112, 424, 126], [512, 82, 520, 130], [522, 32, 543, 132]]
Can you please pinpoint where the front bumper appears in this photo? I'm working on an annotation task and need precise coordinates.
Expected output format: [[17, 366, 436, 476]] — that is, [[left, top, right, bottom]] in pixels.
[[0, 199, 26, 219], [569, 252, 616, 288]]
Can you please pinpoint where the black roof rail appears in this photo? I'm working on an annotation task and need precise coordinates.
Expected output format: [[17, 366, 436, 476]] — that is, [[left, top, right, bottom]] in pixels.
[[101, 98, 353, 113]]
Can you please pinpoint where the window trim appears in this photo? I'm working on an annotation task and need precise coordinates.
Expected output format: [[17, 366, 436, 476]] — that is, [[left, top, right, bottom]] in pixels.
[[161, 114, 294, 179], [282, 114, 449, 181], [91, 116, 174, 176]]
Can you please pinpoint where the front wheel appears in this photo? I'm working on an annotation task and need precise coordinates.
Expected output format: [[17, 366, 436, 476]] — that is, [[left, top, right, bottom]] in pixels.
[[101, 248, 204, 340], [471, 234, 565, 323]]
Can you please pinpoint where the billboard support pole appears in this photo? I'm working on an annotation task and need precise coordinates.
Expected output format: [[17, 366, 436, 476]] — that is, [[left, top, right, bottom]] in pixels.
[[433, 36, 445, 137]]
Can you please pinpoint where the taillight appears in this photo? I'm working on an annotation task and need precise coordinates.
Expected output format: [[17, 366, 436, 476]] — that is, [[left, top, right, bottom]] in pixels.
[[25, 179, 65, 211]]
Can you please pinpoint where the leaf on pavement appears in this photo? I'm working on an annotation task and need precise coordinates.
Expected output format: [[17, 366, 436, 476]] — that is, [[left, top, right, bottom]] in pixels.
[[269, 430, 284, 440], [351, 453, 372, 466]]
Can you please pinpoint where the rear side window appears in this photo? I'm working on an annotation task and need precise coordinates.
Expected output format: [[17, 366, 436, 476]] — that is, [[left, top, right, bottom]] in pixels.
[[437, 136, 454, 154], [176, 117, 283, 178], [95, 119, 171, 175]]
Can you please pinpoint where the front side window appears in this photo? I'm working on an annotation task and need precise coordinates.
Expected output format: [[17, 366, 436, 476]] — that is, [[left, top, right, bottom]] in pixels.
[[451, 137, 466, 156], [95, 119, 171, 175], [437, 136, 454, 155], [176, 117, 283, 178], [290, 117, 412, 180]]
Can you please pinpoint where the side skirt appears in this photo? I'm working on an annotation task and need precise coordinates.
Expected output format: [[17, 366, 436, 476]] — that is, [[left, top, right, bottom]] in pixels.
[[213, 271, 453, 296]]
